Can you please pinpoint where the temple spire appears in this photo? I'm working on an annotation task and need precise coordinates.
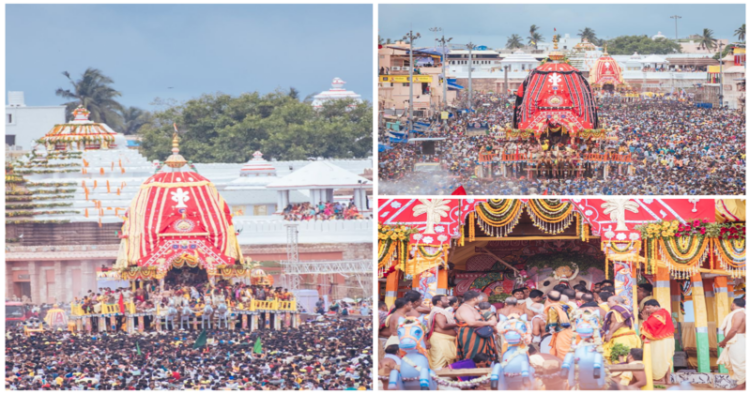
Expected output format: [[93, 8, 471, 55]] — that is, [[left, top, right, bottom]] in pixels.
[[164, 123, 187, 169]]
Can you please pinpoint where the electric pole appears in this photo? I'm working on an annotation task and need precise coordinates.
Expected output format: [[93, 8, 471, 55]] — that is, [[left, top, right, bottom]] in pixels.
[[467, 42, 476, 111], [670, 15, 681, 41], [403, 29, 421, 129], [431, 27, 452, 110]]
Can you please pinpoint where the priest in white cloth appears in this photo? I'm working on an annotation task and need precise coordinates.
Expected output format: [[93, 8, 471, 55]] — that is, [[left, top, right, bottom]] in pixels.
[[718, 298, 745, 390]]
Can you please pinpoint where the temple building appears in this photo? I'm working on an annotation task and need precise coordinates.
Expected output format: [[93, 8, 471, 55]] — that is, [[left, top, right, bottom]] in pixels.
[[5, 108, 373, 304], [311, 77, 363, 109]]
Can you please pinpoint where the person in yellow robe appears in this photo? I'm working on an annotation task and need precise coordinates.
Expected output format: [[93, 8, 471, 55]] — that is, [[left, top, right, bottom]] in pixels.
[[641, 299, 675, 384], [602, 296, 641, 363], [545, 291, 574, 358], [613, 348, 651, 390]]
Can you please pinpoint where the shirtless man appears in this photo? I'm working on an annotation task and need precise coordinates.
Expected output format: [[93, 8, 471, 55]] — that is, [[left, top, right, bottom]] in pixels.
[[616, 348, 648, 389], [404, 290, 431, 319], [718, 298, 746, 390], [427, 294, 458, 370], [512, 288, 532, 310], [497, 297, 527, 319], [528, 302, 546, 345], [382, 298, 412, 348]]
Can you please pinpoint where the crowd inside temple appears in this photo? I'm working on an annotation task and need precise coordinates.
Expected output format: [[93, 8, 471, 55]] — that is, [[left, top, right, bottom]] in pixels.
[[378, 94, 745, 196], [379, 282, 746, 390]]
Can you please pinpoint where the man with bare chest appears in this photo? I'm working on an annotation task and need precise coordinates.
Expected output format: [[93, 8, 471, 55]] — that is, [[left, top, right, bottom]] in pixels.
[[497, 297, 526, 318]]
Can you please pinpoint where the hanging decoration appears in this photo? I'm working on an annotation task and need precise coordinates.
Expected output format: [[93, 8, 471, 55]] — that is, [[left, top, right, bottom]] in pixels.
[[406, 243, 449, 277], [377, 224, 418, 278], [637, 220, 745, 278], [474, 199, 523, 237], [526, 199, 578, 235]]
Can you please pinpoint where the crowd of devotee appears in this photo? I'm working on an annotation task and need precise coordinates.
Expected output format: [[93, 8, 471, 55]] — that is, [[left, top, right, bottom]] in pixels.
[[378, 283, 746, 390], [5, 317, 373, 390], [378, 93, 745, 196], [281, 202, 367, 221]]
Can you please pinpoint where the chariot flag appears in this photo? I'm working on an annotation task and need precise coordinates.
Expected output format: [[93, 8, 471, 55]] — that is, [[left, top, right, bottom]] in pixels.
[[193, 330, 208, 349]]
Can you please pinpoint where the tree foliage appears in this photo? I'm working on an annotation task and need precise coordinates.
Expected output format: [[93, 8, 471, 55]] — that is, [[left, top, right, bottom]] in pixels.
[[55, 68, 124, 128], [735, 24, 745, 42], [137, 91, 372, 163], [578, 27, 601, 46], [528, 25, 543, 49], [605, 35, 682, 55], [120, 106, 153, 135], [506, 34, 524, 49], [697, 28, 717, 51]]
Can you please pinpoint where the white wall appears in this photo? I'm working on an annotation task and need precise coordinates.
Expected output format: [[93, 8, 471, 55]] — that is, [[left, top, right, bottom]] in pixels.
[[5, 106, 66, 151]]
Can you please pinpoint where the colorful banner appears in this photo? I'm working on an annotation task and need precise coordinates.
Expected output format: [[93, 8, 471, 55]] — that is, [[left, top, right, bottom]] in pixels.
[[380, 75, 432, 83]]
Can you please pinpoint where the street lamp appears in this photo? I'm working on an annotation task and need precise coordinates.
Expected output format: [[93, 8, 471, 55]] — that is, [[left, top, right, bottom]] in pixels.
[[467, 42, 477, 111], [670, 15, 681, 41], [717, 42, 725, 108], [403, 29, 421, 128], [431, 27, 452, 110]]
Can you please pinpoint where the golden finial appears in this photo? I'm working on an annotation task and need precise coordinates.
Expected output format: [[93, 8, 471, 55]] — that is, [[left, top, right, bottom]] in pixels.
[[164, 123, 187, 169], [549, 31, 565, 61], [603, 43, 609, 56]]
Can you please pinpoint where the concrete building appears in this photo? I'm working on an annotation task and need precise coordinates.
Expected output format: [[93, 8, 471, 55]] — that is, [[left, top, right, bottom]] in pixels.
[[5, 109, 374, 304], [378, 44, 458, 118], [5, 91, 65, 154]]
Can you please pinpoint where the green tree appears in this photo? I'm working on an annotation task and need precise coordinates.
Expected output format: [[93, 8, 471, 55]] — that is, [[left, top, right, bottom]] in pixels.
[[506, 34, 524, 50], [119, 106, 152, 135], [378, 35, 393, 45], [138, 90, 372, 162], [55, 68, 124, 128], [578, 27, 599, 45], [605, 35, 682, 55], [697, 28, 717, 51], [528, 25, 543, 49], [288, 87, 300, 100], [735, 24, 745, 42]]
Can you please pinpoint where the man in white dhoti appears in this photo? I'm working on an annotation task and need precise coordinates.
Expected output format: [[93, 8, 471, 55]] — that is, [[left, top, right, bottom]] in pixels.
[[718, 298, 745, 390]]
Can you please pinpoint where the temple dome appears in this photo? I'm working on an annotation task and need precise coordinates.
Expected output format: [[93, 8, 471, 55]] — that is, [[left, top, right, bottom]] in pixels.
[[40, 105, 121, 151], [589, 53, 627, 88], [311, 78, 363, 109], [114, 133, 244, 278], [512, 61, 600, 137]]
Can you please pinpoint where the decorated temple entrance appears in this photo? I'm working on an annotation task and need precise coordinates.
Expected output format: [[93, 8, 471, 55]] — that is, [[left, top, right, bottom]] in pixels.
[[378, 198, 745, 390]]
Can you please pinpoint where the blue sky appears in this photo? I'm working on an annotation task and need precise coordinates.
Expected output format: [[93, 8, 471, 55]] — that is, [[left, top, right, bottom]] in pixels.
[[379, 4, 745, 49], [7, 4, 373, 109]]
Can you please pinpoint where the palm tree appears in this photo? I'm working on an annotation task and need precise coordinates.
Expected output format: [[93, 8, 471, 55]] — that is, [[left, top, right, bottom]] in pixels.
[[697, 28, 717, 52], [528, 25, 543, 49], [506, 34, 524, 50], [56, 68, 124, 128], [119, 106, 152, 135], [735, 24, 745, 42], [578, 27, 598, 45]]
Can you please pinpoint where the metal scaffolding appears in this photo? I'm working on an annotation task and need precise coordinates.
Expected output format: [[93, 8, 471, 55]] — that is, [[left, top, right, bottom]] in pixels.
[[279, 223, 371, 296]]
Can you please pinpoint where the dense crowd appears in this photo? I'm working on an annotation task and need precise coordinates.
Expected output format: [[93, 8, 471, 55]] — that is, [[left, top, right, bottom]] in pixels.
[[6, 317, 373, 390], [281, 202, 367, 221], [379, 282, 746, 390], [379, 93, 745, 195]]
